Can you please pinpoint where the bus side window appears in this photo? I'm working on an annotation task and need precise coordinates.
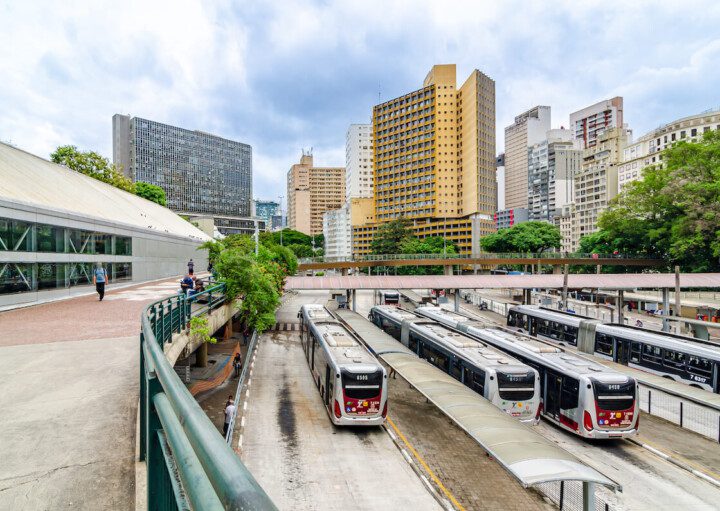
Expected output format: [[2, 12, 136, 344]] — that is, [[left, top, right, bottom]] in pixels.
[[663, 349, 686, 369], [450, 359, 462, 380], [508, 312, 516, 326], [630, 342, 641, 363], [408, 333, 419, 354], [642, 344, 662, 364], [595, 333, 614, 356], [472, 370, 486, 395], [560, 377, 579, 410], [688, 356, 712, 378]]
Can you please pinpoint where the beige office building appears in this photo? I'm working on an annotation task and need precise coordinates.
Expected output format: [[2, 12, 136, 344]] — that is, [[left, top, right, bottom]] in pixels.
[[353, 64, 496, 256], [286, 153, 345, 236], [570, 127, 630, 249], [503, 106, 551, 210]]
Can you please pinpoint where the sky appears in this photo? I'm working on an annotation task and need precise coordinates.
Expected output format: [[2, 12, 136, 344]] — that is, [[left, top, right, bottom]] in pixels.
[[2, 0, 720, 205]]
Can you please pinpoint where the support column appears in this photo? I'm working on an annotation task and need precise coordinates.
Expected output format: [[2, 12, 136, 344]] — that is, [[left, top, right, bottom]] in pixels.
[[223, 318, 233, 340], [617, 289, 624, 325], [674, 265, 682, 319], [561, 264, 569, 311], [444, 265, 453, 276], [351, 289, 357, 312], [454, 290, 460, 313], [195, 342, 208, 368], [523, 288, 532, 305], [662, 288, 670, 332], [341, 268, 348, 276], [582, 482, 596, 511]]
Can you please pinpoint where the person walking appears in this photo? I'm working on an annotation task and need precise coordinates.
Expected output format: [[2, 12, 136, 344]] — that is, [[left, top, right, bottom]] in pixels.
[[233, 352, 242, 377], [187, 258, 194, 274], [93, 263, 109, 301], [223, 397, 236, 437]]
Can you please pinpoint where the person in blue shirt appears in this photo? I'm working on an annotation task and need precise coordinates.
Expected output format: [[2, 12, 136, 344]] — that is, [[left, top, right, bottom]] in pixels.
[[93, 263, 109, 301], [180, 273, 194, 296]]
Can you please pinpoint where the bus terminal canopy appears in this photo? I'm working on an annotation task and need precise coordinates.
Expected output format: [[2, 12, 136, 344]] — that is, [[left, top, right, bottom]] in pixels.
[[334, 309, 620, 490], [286, 273, 720, 291]]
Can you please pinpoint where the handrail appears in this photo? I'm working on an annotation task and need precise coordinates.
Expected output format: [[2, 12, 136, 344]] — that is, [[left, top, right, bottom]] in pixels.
[[140, 282, 277, 510], [299, 252, 661, 264], [226, 330, 259, 443]]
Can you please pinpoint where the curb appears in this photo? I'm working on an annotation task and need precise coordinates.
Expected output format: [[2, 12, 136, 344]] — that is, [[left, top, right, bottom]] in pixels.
[[628, 438, 720, 488]]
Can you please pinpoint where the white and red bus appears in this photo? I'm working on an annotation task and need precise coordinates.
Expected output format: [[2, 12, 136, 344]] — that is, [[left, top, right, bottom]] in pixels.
[[415, 306, 639, 439], [299, 304, 388, 426]]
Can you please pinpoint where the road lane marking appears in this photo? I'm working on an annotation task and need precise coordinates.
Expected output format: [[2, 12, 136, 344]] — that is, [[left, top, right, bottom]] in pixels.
[[386, 416, 466, 511]]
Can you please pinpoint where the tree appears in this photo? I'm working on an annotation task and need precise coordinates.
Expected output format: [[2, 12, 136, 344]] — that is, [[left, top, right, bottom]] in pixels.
[[51, 145, 134, 193], [135, 182, 167, 206], [370, 218, 414, 254], [287, 243, 314, 258], [480, 221, 561, 253], [592, 130, 720, 272], [398, 236, 457, 275]]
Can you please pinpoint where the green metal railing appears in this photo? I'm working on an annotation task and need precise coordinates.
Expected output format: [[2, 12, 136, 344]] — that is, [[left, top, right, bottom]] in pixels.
[[139, 282, 277, 510]]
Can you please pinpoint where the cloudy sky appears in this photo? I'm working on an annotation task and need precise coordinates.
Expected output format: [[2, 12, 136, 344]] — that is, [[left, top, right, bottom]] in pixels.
[[2, 0, 719, 202]]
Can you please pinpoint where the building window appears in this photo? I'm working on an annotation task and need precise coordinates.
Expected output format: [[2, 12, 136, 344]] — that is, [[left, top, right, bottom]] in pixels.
[[0, 219, 33, 252]]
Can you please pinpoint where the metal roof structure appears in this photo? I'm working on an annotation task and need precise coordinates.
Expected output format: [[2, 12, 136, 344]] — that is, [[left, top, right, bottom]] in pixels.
[[0, 142, 210, 242], [334, 308, 620, 490], [286, 273, 720, 291]]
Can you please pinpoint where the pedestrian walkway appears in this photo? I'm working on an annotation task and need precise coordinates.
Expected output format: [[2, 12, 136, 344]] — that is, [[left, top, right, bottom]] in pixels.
[[0, 276, 184, 510]]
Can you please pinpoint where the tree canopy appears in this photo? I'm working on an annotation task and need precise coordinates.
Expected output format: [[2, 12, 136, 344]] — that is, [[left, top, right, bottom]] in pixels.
[[204, 234, 298, 332], [370, 218, 414, 255], [259, 229, 323, 258], [51, 145, 135, 193], [588, 130, 720, 272], [480, 221, 561, 253], [135, 182, 167, 206]]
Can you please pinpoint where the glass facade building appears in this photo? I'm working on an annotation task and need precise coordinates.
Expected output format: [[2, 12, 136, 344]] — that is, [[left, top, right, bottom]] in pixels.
[[254, 200, 279, 226], [0, 216, 133, 295], [113, 115, 252, 217]]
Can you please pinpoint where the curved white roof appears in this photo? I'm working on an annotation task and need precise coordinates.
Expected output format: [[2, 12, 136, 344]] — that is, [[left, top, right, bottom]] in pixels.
[[0, 142, 211, 242]]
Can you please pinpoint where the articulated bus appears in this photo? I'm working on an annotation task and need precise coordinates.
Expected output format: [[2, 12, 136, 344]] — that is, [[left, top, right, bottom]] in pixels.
[[379, 290, 400, 305], [414, 306, 639, 439], [299, 304, 388, 426], [369, 305, 541, 424], [508, 305, 720, 393]]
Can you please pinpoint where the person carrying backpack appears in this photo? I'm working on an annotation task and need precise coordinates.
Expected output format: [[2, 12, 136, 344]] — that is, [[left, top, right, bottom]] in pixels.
[[93, 263, 109, 301]]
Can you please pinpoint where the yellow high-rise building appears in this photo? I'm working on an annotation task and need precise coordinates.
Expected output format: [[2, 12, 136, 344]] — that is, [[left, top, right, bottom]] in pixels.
[[353, 64, 496, 256]]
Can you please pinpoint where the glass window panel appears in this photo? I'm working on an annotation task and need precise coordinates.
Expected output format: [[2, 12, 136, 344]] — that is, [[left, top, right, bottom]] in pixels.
[[94, 234, 112, 255], [112, 262, 132, 282], [0, 218, 33, 252], [68, 262, 92, 287], [114, 236, 132, 256], [67, 230, 94, 254], [0, 263, 35, 294], [36, 224, 64, 253], [38, 263, 65, 290]]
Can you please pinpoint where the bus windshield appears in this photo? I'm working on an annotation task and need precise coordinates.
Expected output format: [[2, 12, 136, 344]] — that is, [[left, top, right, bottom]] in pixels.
[[497, 371, 535, 401], [592, 379, 635, 411], [342, 369, 383, 399]]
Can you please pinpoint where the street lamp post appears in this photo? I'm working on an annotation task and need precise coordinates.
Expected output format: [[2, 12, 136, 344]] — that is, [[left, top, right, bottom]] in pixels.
[[277, 195, 284, 246]]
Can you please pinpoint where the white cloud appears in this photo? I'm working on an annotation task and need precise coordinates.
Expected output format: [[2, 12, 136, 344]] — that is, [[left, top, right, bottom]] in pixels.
[[1, 0, 719, 200]]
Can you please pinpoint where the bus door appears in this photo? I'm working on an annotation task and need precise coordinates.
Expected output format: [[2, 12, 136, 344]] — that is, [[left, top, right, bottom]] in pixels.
[[616, 339, 630, 365], [324, 365, 332, 406], [529, 317, 538, 336], [545, 372, 562, 420]]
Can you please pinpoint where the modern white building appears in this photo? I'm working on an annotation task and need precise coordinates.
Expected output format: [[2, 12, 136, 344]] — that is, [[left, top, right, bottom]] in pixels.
[[496, 153, 505, 211], [345, 124, 374, 201], [504, 106, 551, 210], [527, 128, 581, 222], [0, 142, 210, 308], [569, 97, 623, 149], [322, 205, 352, 259], [618, 109, 720, 190]]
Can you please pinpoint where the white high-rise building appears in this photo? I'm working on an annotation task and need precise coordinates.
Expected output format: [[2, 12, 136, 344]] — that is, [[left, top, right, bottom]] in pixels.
[[504, 106, 551, 210], [345, 124, 374, 201], [569, 97, 623, 149], [323, 205, 352, 259], [496, 153, 505, 211]]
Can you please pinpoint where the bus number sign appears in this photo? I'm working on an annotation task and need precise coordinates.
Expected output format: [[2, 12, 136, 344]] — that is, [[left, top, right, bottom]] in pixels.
[[356, 375, 368, 381], [607, 384, 620, 390]]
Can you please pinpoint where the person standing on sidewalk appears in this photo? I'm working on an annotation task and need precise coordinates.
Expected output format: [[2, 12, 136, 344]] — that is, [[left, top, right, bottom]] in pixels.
[[233, 352, 242, 377], [93, 263, 109, 301], [223, 398, 236, 436], [187, 258, 194, 274]]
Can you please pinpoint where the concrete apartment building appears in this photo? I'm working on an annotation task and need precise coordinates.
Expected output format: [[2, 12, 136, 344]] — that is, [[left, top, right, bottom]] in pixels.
[[496, 153, 505, 211], [112, 114, 261, 236], [353, 64, 496, 256], [527, 128, 581, 222], [286, 153, 345, 236], [494, 207, 528, 229], [345, 124, 374, 201], [569, 97, 623, 149], [503, 106, 551, 211], [618, 109, 720, 190], [570, 127, 631, 250], [323, 205, 351, 259]]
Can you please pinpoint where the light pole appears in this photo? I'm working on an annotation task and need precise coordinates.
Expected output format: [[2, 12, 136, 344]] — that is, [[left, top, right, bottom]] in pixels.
[[443, 216, 447, 256]]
